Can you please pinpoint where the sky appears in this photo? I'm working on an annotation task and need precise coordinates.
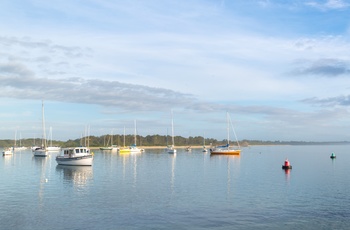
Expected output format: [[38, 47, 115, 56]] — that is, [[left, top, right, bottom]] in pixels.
[[1, 0, 350, 142]]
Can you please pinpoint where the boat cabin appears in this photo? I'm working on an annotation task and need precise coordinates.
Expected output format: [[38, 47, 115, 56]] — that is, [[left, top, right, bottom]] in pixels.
[[63, 147, 90, 157]]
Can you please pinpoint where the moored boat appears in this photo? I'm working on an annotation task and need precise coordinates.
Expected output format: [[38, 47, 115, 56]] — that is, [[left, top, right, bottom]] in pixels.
[[33, 101, 49, 157], [210, 144, 241, 155], [210, 112, 241, 156], [166, 111, 176, 154], [56, 147, 93, 166], [2, 147, 13, 156]]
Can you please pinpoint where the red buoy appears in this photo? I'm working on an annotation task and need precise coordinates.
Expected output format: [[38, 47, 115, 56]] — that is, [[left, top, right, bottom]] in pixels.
[[282, 159, 292, 169]]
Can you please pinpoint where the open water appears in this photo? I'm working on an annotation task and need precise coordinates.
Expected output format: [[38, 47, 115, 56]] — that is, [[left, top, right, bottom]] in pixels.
[[1, 145, 350, 230]]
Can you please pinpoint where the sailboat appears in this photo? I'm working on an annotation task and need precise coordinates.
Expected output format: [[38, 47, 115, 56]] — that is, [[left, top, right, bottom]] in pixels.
[[3, 132, 14, 156], [47, 127, 61, 152], [119, 121, 143, 153], [130, 120, 143, 153], [33, 101, 49, 157], [202, 134, 208, 152], [119, 126, 130, 153], [166, 111, 176, 154], [210, 112, 241, 156], [100, 133, 113, 150]]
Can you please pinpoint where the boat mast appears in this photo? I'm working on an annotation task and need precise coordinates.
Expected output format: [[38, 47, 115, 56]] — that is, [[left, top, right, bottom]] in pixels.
[[228, 112, 240, 149], [134, 120, 137, 146], [226, 112, 230, 148], [41, 100, 47, 149], [123, 126, 126, 147], [171, 111, 175, 148]]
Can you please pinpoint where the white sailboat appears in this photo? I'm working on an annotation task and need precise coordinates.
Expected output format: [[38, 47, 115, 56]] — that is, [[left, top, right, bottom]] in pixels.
[[167, 111, 176, 154], [120, 121, 143, 153], [3, 131, 16, 156], [119, 126, 130, 153], [47, 127, 61, 152], [202, 133, 208, 152], [210, 112, 241, 156], [33, 101, 49, 157], [14, 132, 27, 151], [130, 120, 143, 153]]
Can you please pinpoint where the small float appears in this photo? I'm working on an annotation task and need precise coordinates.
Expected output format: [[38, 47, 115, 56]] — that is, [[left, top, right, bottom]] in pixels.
[[330, 152, 336, 159], [282, 159, 292, 169]]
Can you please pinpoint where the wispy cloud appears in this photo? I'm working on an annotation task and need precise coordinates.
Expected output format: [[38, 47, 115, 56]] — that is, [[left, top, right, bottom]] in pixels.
[[291, 58, 350, 77], [302, 95, 350, 106], [306, 0, 350, 10], [0, 74, 198, 112]]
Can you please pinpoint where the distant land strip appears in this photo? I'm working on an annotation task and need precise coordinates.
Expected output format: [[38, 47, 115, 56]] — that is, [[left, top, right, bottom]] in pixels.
[[1, 135, 350, 148]]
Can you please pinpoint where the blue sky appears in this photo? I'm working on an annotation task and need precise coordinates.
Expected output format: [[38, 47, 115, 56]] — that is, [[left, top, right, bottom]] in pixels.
[[1, 0, 350, 142]]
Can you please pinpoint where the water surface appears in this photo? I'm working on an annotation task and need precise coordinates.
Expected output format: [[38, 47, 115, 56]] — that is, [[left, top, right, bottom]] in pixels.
[[1, 145, 349, 229]]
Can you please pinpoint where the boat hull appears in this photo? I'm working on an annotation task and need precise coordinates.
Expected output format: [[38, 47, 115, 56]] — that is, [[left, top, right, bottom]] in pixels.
[[33, 149, 49, 157], [2, 150, 13, 156], [210, 149, 241, 155], [56, 155, 93, 166]]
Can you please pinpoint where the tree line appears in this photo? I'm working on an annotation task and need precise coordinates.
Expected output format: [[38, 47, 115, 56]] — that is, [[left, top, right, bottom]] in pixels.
[[0, 134, 220, 148], [1, 136, 347, 148]]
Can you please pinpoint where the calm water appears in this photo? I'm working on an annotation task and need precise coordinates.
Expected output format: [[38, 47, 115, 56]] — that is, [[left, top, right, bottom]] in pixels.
[[1, 145, 350, 230]]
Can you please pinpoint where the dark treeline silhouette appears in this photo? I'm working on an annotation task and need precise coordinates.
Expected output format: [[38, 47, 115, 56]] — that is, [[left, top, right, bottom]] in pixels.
[[0, 135, 219, 148], [0, 136, 348, 148]]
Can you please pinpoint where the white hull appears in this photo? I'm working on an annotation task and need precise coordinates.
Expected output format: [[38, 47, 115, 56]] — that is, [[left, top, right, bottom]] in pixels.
[[47, 146, 61, 151], [14, 146, 27, 151], [130, 147, 142, 153], [167, 147, 176, 154], [33, 149, 49, 157], [56, 155, 93, 166], [3, 148, 13, 156]]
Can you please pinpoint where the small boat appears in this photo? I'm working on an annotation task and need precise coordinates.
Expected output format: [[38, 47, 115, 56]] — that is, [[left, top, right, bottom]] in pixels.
[[185, 146, 192, 152], [56, 147, 93, 166], [2, 147, 13, 156], [330, 152, 336, 159], [210, 112, 241, 156], [100, 146, 113, 150], [166, 145, 176, 154], [166, 111, 176, 154], [33, 147, 49, 157]]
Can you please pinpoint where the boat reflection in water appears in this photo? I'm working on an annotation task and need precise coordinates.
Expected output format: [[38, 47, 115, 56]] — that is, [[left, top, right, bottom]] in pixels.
[[56, 165, 93, 187]]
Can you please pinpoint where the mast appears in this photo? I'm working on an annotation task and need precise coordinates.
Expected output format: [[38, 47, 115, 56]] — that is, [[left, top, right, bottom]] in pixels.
[[134, 120, 137, 146], [226, 112, 230, 148], [171, 111, 175, 147], [41, 100, 47, 149], [123, 126, 126, 147]]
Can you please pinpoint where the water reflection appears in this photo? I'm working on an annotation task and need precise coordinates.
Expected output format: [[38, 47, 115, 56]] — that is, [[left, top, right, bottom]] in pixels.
[[210, 155, 240, 196], [170, 153, 176, 192], [56, 165, 93, 187], [2, 153, 13, 167], [33, 156, 50, 209]]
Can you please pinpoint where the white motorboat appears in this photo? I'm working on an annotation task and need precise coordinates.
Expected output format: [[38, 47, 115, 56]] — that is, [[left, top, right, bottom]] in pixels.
[[2, 147, 13, 156], [56, 147, 93, 166]]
